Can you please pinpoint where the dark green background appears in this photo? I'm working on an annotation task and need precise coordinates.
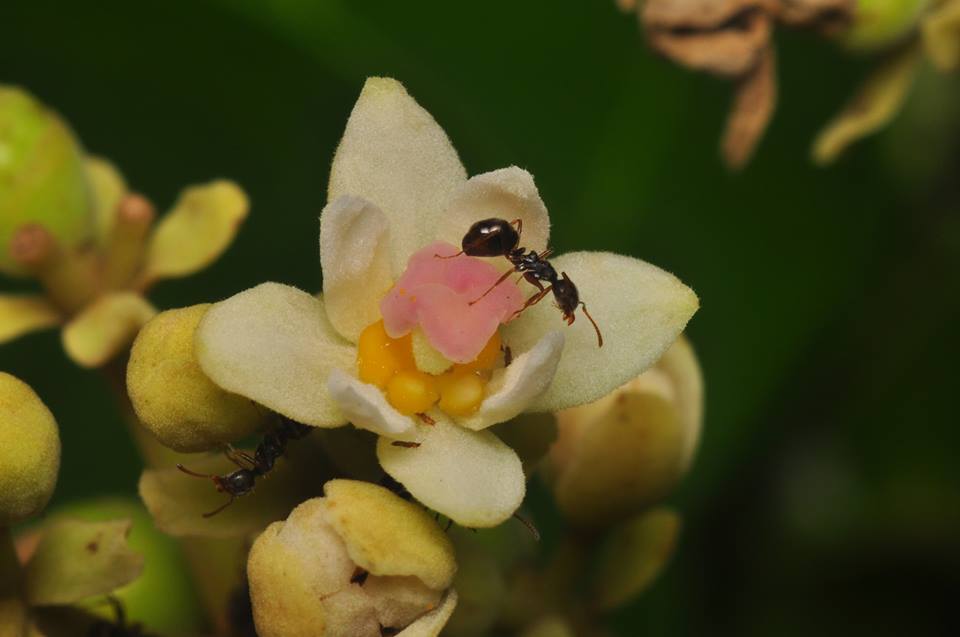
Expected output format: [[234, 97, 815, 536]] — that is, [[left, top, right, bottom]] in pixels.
[[3, 1, 958, 635]]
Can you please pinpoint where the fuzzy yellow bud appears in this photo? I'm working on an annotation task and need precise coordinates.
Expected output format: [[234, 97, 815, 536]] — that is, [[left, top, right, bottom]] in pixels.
[[127, 305, 266, 453], [0, 373, 60, 525], [0, 86, 93, 277], [547, 337, 703, 528], [247, 480, 457, 637]]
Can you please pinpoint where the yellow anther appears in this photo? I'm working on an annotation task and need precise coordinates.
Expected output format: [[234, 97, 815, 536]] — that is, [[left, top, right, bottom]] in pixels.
[[437, 371, 485, 416], [386, 370, 440, 415], [357, 320, 414, 388]]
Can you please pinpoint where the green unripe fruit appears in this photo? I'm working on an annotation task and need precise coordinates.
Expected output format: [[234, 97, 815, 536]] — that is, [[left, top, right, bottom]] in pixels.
[[0, 373, 60, 525], [844, 0, 932, 51], [127, 304, 266, 453], [0, 86, 94, 277]]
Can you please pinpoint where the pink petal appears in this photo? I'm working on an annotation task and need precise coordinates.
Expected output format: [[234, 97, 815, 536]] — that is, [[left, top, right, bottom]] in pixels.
[[380, 241, 524, 363]]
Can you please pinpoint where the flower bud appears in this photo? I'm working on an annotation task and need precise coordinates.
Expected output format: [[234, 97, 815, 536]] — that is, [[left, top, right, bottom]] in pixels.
[[547, 336, 703, 528], [0, 86, 93, 277], [0, 373, 60, 525], [247, 479, 457, 637], [127, 305, 266, 453], [844, 0, 932, 51]]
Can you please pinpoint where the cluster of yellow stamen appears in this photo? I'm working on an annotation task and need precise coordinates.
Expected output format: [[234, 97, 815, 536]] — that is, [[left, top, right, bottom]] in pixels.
[[357, 320, 502, 417]]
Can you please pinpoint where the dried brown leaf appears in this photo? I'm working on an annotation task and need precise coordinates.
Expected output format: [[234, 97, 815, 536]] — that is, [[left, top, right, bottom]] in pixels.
[[722, 46, 779, 168]]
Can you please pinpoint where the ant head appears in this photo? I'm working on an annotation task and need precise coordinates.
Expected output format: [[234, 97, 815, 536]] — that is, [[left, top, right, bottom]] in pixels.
[[461, 218, 520, 257]]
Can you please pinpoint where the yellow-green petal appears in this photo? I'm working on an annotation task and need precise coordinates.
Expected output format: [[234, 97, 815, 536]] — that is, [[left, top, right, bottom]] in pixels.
[[138, 449, 321, 538], [0, 373, 60, 526], [0, 294, 60, 345], [85, 155, 128, 246], [141, 180, 248, 283], [591, 508, 680, 611], [61, 292, 156, 368], [127, 304, 266, 453], [812, 44, 921, 164], [329, 77, 467, 273], [24, 518, 144, 606], [505, 251, 699, 413], [323, 480, 457, 590], [922, 0, 960, 71]]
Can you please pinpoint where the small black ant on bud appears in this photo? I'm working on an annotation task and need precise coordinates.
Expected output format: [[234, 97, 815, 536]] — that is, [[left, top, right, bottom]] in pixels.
[[177, 417, 313, 517], [439, 218, 603, 347]]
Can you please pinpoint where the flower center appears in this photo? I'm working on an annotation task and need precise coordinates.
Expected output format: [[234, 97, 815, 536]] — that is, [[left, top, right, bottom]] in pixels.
[[357, 240, 524, 417], [357, 320, 502, 416]]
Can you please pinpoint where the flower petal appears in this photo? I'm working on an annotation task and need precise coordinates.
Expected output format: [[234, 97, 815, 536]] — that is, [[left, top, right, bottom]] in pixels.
[[590, 508, 680, 611], [812, 44, 920, 164], [85, 156, 128, 246], [322, 480, 457, 590], [435, 167, 551, 256], [0, 294, 60, 345], [504, 252, 698, 412], [24, 518, 144, 605], [320, 195, 395, 343], [142, 180, 249, 284], [327, 369, 418, 440], [138, 448, 322, 538], [656, 335, 704, 471], [62, 292, 156, 368], [377, 418, 525, 527], [922, 0, 960, 72], [195, 283, 356, 427], [329, 77, 467, 272], [456, 331, 564, 431], [396, 589, 458, 637]]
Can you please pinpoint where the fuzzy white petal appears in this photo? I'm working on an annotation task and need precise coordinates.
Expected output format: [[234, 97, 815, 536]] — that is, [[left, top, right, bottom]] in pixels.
[[436, 167, 551, 256], [377, 418, 525, 528], [195, 283, 355, 427], [505, 252, 698, 412], [320, 195, 395, 343], [327, 369, 418, 440], [456, 331, 564, 431], [329, 77, 467, 272]]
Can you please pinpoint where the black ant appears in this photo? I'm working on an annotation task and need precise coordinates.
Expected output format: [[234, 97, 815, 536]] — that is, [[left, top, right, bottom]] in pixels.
[[439, 218, 603, 347], [177, 417, 312, 517]]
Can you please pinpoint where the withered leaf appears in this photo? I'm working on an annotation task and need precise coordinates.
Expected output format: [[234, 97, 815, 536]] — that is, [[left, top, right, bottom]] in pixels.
[[722, 45, 778, 169]]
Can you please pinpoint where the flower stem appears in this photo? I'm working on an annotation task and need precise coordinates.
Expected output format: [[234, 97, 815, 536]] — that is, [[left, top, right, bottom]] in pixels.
[[0, 526, 29, 637]]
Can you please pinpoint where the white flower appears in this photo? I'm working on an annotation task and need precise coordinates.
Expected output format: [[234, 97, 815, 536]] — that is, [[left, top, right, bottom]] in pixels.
[[194, 78, 698, 527]]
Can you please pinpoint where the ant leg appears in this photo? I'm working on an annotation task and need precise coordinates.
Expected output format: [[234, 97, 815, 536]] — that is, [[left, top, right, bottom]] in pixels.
[[580, 302, 604, 348], [509, 218, 524, 239], [225, 445, 257, 470], [507, 286, 553, 321], [537, 247, 553, 260], [434, 250, 464, 259], [176, 464, 216, 479], [202, 495, 236, 518], [512, 512, 541, 542], [469, 267, 518, 305], [523, 272, 545, 291]]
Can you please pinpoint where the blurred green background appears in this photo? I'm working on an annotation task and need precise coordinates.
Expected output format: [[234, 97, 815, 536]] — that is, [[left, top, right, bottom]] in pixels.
[[3, 1, 959, 635]]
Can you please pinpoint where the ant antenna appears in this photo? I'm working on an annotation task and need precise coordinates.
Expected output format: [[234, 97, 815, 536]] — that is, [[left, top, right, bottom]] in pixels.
[[176, 464, 214, 479], [579, 302, 603, 347], [512, 512, 541, 542]]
